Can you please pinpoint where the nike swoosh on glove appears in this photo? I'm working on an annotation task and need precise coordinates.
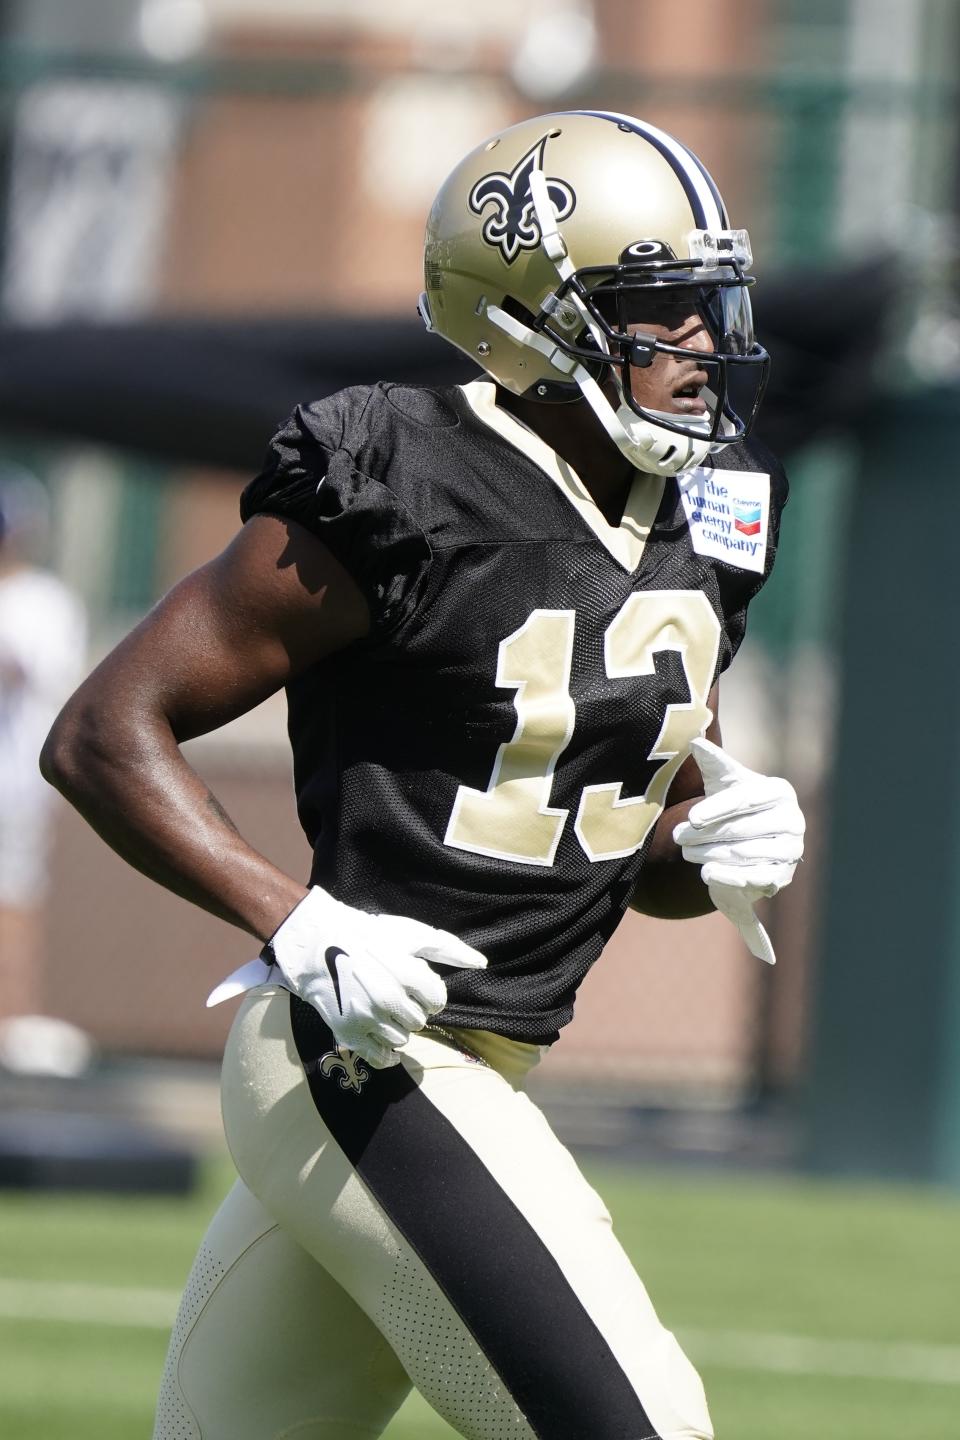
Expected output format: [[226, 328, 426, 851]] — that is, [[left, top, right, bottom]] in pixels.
[[671, 737, 805, 965], [207, 887, 487, 1068]]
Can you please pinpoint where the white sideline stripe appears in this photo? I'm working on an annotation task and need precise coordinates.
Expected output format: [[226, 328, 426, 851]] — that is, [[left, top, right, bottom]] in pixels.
[[0, 1278, 958, 1387], [678, 1328, 960, 1387], [0, 1278, 177, 1327]]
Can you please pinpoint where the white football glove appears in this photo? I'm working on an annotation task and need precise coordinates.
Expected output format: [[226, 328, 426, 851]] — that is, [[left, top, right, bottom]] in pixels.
[[672, 738, 805, 965], [207, 886, 487, 1068]]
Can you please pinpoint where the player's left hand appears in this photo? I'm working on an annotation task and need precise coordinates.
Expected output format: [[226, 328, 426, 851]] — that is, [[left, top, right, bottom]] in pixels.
[[672, 737, 805, 965]]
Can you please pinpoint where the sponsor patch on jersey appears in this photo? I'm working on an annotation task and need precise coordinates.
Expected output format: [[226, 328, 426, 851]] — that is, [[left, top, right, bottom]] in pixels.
[[678, 468, 770, 574]]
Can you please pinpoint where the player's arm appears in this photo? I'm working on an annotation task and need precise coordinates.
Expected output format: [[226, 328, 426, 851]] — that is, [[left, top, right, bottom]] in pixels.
[[40, 515, 368, 942], [42, 511, 486, 1069], [627, 684, 721, 919]]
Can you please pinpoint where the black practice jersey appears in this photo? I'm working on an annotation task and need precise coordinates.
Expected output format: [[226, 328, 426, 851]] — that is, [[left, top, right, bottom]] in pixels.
[[240, 380, 788, 1043]]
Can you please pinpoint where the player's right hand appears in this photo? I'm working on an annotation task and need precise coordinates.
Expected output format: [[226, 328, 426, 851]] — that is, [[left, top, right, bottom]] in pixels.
[[208, 886, 487, 1069]]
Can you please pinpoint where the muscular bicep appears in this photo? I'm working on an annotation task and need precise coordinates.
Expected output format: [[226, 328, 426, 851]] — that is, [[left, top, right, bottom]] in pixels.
[[79, 515, 370, 741], [664, 681, 721, 807]]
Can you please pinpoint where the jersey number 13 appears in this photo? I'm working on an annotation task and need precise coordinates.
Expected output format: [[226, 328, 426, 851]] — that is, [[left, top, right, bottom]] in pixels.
[[444, 589, 721, 866]]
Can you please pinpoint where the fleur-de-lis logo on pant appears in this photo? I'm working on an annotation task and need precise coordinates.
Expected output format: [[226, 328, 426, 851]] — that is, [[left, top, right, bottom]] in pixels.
[[318, 1047, 370, 1094], [469, 135, 576, 265]]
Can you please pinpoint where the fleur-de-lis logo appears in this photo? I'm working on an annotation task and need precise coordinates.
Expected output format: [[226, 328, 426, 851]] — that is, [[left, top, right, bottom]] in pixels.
[[469, 135, 576, 265], [317, 1047, 370, 1095]]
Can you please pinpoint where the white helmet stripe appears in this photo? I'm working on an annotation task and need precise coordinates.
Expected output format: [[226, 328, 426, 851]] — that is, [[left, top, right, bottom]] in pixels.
[[565, 109, 725, 233]]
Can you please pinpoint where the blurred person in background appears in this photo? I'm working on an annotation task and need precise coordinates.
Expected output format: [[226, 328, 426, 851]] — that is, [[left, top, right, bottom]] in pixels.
[[0, 468, 86, 1018], [43, 113, 804, 1440]]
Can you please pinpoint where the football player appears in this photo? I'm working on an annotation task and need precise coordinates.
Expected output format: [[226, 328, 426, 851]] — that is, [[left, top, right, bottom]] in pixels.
[[42, 112, 804, 1440]]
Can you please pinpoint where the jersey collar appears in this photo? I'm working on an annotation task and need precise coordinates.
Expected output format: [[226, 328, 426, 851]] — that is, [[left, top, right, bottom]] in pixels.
[[459, 380, 664, 573]]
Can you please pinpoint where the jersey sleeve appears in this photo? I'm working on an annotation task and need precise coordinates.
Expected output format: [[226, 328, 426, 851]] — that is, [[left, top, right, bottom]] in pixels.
[[717, 449, 789, 672], [240, 387, 432, 637]]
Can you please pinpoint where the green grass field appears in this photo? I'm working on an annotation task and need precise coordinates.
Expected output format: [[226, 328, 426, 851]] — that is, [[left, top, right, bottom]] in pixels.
[[1, 1151, 958, 1439]]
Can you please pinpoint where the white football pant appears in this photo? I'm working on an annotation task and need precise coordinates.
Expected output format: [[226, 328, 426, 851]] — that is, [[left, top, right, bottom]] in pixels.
[[153, 984, 713, 1440]]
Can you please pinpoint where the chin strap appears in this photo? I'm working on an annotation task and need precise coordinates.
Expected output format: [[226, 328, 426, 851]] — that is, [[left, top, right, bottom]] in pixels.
[[487, 167, 730, 477], [487, 295, 714, 474], [572, 369, 718, 475]]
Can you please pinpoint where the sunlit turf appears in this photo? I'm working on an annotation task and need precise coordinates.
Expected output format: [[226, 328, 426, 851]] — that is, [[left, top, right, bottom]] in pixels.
[[1, 1152, 958, 1439]]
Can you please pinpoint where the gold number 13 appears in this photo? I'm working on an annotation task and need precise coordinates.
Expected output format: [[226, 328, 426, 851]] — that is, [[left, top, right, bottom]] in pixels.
[[444, 589, 721, 866]]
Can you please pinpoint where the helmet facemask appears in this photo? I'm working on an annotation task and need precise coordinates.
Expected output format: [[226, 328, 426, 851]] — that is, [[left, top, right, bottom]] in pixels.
[[515, 245, 770, 475]]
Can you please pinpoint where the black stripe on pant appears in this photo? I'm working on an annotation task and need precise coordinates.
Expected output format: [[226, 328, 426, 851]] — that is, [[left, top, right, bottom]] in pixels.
[[290, 997, 662, 1440]]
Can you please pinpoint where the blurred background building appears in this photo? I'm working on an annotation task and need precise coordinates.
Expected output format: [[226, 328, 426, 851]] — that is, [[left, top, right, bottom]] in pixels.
[[0, 0, 958, 1181]]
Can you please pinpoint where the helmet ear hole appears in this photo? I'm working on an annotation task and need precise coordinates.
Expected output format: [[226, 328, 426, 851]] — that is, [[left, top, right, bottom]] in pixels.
[[498, 294, 538, 328]]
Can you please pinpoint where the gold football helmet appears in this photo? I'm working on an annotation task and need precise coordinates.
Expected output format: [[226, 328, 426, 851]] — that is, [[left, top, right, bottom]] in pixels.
[[420, 110, 769, 476]]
